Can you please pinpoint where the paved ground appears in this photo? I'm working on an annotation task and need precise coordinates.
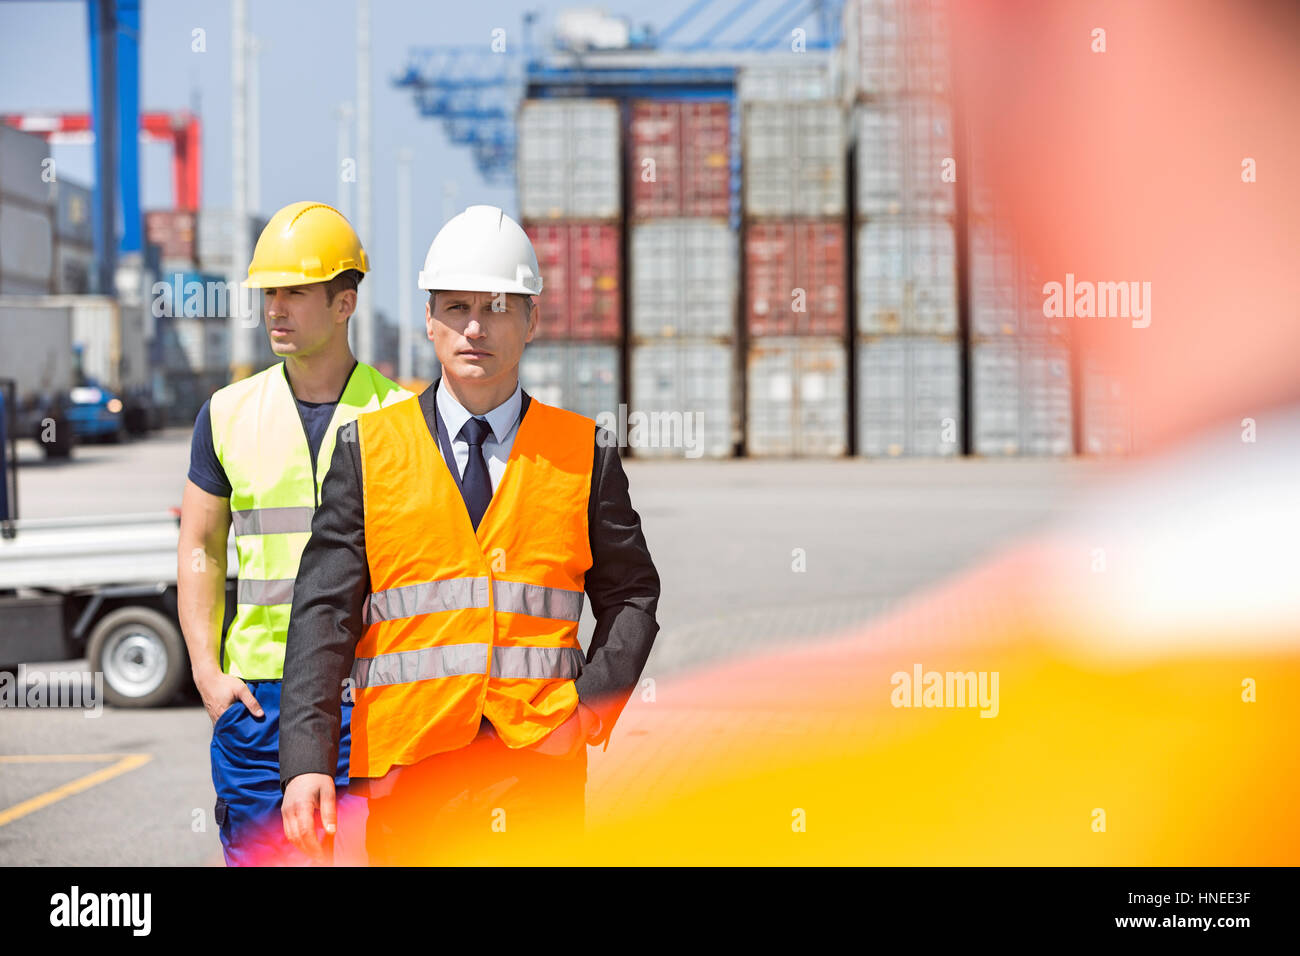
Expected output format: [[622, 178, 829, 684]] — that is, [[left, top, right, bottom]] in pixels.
[[0, 429, 1111, 865]]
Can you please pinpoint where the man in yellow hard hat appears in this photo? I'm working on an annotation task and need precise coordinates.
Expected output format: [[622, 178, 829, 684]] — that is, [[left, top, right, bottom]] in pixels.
[[278, 205, 661, 864], [178, 201, 411, 866]]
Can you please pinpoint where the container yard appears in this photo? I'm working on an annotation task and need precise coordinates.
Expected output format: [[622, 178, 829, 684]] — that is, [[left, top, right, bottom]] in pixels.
[[0, 0, 1291, 895]]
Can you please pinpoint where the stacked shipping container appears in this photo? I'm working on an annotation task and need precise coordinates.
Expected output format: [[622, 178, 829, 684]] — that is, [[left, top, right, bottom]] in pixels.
[[52, 180, 94, 294], [1079, 356, 1144, 456], [517, 99, 623, 423], [925, 0, 1072, 456], [742, 88, 849, 457], [627, 100, 738, 458], [0, 125, 55, 296], [966, 162, 1073, 456], [847, 0, 961, 457]]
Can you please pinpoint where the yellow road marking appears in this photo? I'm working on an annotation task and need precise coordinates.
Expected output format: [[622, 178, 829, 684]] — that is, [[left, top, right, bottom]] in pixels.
[[0, 753, 152, 827]]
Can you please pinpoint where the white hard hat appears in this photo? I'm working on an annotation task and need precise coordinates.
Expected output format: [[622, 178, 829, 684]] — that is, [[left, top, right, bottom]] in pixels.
[[418, 204, 543, 296]]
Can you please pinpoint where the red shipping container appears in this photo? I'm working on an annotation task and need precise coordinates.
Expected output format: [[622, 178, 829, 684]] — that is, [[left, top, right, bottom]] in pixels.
[[629, 101, 730, 219], [144, 210, 197, 263], [524, 222, 622, 340], [745, 220, 847, 337]]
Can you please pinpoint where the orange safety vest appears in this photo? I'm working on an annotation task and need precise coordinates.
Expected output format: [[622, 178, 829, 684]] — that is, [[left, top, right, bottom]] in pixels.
[[349, 390, 595, 778]]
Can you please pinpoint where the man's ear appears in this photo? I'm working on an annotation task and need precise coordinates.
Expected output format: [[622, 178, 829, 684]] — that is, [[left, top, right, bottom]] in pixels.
[[336, 288, 357, 322], [524, 299, 538, 343], [425, 296, 436, 340]]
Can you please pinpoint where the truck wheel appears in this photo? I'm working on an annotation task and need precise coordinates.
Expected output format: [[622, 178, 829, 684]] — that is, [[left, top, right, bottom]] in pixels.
[[87, 607, 188, 708]]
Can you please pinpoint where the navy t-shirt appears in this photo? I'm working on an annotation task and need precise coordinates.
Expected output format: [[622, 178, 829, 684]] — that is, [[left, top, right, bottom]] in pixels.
[[188, 397, 339, 499]]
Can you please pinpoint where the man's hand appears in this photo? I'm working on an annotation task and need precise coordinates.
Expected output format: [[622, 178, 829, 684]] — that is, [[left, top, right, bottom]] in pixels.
[[527, 702, 601, 758], [282, 773, 336, 862], [195, 667, 263, 725]]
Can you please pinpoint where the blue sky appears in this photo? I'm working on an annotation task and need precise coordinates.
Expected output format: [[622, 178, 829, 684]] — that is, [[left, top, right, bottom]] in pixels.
[[0, 0, 828, 327]]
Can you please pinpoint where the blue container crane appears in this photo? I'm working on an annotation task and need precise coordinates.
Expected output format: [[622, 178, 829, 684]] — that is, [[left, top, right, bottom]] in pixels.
[[393, 0, 844, 187]]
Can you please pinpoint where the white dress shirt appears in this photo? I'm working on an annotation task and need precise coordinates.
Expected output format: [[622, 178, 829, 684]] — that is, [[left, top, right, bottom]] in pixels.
[[435, 374, 604, 746], [435, 377, 523, 495]]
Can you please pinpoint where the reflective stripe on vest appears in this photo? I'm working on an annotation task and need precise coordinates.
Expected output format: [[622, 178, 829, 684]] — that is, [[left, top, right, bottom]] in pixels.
[[210, 362, 412, 679], [361, 576, 584, 628], [231, 506, 315, 536], [237, 578, 296, 606], [351, 644, 585, 689], [350, 382, 595, 778]]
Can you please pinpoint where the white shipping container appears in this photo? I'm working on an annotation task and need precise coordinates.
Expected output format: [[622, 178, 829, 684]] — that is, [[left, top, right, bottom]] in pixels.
[[971, 340, 1073, 456], [967, 217, 1062, 339], [856, 219, 956, 335], [0, 125, 54, 207], [0, 275, 52, 295], [743, 102, 845, 217], [854, 98, 954, 217], [11, 294, 151, 393], [630, 220, 737, 339], [738, 63, 836, 101], [967, 217, 1017, 337], [856, 335, 960, 457], [518, 99, 621, 220], [0, 200, 54, 288], [1081, 356, 1143, 456], [197, 209, 266, 276], [630, 340, 736, 459], [0, 297, 75, 398], [520, 340, 620, 423], [746, 337, 847, 457], [68, 296, 123, 389]]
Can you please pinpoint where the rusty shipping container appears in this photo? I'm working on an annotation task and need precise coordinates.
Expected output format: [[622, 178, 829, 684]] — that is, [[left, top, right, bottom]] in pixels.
[[746, 337, 848, 457], [845, 0, 952, 99], [144, 210, 197, 264], [525, 222, 621, 340], [629, 101, 731, 219], [745, 220, 847, 337]]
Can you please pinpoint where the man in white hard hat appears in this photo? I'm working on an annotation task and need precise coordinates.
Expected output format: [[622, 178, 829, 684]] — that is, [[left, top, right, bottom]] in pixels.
[[279, 205, 661, 864]]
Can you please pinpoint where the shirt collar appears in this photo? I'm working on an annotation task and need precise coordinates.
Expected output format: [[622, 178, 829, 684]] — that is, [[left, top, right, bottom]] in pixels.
[[437, 377, 522, 445]]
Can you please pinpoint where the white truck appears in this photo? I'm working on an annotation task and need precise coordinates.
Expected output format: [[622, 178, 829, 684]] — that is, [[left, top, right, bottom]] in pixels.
[[0, 295, 159, 456], [0, 401, 236, 706]]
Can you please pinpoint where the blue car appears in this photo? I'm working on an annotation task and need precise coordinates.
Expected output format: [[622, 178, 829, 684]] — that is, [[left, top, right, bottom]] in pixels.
[[65, 384, 125, 443]]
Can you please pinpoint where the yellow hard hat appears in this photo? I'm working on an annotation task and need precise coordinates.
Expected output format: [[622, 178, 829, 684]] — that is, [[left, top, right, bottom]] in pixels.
[[244, 201, 370, 288]]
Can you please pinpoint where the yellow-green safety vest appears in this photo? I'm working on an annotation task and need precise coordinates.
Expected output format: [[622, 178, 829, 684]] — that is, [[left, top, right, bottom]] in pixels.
[[210, 361, 412, 679]]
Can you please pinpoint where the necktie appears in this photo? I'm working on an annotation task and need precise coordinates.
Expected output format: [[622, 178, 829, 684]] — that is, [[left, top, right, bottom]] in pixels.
[[458, 416, 493, 531]]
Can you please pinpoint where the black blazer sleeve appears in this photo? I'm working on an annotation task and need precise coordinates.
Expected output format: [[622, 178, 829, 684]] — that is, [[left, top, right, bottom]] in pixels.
[[279, 424, 369, 790], [574, 426, 661, 746]]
